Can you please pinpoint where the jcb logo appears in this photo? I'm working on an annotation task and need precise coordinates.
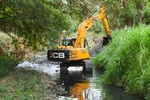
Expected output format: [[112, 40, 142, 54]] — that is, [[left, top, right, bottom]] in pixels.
[[49, 53, 65, 58]]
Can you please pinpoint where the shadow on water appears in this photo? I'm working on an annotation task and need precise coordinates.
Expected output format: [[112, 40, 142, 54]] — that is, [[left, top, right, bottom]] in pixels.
[[58, 66, 145, 100]]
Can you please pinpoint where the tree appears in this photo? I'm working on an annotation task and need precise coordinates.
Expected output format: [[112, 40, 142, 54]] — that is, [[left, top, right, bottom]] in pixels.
[[0, 0, 72, 49], [1, 0, 150, 51]]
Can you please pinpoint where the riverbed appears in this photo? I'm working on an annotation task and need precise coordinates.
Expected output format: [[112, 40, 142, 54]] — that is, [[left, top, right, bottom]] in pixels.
[[17, 52, 145, 100]]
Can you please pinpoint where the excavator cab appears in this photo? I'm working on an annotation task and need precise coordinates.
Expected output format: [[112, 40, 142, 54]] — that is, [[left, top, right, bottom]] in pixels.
[[62, 38, 76, 47], [62, 38, 88, 48]]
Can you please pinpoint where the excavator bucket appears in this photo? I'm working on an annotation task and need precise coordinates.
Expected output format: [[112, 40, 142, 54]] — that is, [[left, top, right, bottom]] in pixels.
[[91, 35, 111, 55], [102, 35, 111, 46]]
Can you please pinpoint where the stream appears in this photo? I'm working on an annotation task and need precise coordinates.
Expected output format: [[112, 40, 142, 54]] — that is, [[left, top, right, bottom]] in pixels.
[[17, 52, 145, 100]]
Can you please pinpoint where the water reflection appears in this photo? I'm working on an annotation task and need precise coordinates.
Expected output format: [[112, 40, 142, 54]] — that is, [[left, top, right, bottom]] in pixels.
[[59, 67, 92, 100], [89, 69, 145, 100], [59, 68, 145, 100]]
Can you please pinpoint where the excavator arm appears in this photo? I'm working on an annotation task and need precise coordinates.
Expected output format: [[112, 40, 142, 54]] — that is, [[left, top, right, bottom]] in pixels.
[[75, 6, 112, 48]]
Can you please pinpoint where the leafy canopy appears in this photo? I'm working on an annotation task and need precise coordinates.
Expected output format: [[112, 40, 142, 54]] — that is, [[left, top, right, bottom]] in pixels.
[[0, 0, 72, 49]]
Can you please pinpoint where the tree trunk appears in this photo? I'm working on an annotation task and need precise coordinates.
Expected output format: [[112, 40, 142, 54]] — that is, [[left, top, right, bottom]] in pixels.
[[123, 0, 132, 26], [136, 3, 144, 23], [123, 0, 127, 8]]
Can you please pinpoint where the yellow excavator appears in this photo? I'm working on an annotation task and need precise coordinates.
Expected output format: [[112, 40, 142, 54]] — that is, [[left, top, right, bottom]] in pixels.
[[47, 6, 112, 68]]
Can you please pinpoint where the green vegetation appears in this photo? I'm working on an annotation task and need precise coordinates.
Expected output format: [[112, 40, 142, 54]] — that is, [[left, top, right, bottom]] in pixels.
[[51, 0, 150, 29], [92, 24, 150, 99], [0, 0, 73, 50], [0, 56, 17, 78], [0, 0, 150, 51], [0, 0, 150, 99], [0, 69, 60, 100], [99, 0, 150, 28]]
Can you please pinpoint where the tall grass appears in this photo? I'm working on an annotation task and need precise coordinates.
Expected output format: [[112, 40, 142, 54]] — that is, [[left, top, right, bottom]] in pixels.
[[92, 24, 150, 99]]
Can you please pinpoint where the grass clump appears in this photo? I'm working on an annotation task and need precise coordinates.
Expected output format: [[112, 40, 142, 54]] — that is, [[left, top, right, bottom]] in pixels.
[[92, 24, 150, 99], [0, 56, 17, 78]]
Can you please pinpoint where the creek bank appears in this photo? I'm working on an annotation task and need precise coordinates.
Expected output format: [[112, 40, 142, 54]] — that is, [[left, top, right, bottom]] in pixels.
[[0, 68, 62, 100], [0, 52, 64, 100]]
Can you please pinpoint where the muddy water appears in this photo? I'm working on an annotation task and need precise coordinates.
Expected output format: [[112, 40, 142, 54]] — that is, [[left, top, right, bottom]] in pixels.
[[17, 52, 145, 100]]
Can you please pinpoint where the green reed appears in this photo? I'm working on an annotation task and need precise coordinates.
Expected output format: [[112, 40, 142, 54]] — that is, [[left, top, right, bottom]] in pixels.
[[92, 24, 150, 99]]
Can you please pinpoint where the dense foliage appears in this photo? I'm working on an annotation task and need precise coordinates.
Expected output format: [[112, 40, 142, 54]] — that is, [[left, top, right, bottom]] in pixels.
[[0, 0, 150, 50], [0, 0, 73, 49], [50, 0, 150, 29], [92, 24, 150, 99], [99, 0, 150, 28]]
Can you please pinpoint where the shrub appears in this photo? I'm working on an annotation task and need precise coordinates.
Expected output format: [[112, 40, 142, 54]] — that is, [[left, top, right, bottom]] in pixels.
[[0, 56, 17, 78]]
